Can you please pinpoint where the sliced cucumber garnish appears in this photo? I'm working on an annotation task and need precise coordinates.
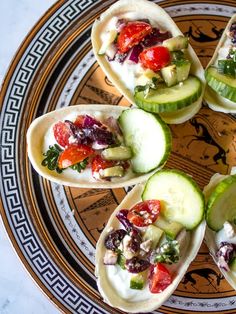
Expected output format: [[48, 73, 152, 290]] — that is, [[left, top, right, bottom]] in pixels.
[[206, 175, 236, 231], [205, 66, 236, 102], [118, 109, 171, 173], [134, 76, 202, 113], [142, 169, 204, 230]]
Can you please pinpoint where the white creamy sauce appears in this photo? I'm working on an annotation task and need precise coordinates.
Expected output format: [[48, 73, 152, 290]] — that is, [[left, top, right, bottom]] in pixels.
[[215, 222, 236, 247], [42, 110, 136, 183], [105, 229, 190, 302]]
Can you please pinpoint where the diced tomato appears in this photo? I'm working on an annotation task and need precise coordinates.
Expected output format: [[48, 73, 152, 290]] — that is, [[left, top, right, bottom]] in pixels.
[[53, 121, 72, 147], [139, 46, 171, 72], [127, 200, 160, 227], [91, 155, 116, 179], [117, 22, 152, 53], [58, 144, 94, 169], [74, 115, 86, 128], [149, 263, 172, 293]]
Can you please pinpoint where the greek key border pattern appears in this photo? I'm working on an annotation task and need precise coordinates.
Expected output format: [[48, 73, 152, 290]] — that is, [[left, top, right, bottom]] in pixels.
[[0, 0, 109, 313]]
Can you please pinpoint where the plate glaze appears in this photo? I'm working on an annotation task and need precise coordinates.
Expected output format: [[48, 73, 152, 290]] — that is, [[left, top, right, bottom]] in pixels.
[[1, 0, 236, 313]]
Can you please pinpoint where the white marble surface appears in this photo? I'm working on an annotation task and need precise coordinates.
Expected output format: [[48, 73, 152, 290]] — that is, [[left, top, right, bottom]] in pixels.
[[0, 1, 60, 313]]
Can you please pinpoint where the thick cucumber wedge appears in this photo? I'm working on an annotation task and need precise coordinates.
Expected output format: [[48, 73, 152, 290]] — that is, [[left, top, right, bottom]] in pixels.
[[134, 76, 202, 113], [142, 169, 204, 230], [118, 109, 171, 173], [205, 66, 236, 102], [206, 175, 236, 231]]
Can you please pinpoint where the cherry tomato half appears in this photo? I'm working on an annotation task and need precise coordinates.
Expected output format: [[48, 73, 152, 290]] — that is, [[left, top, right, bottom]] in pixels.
[[53, 121, 72, 147], [91, 155, 116, 179], [139, 46, 171, 72], [58, 144, 94, 169], [117, 22, 152, 53], [149, 263, 172, 293], [127, 200, 160, 227]]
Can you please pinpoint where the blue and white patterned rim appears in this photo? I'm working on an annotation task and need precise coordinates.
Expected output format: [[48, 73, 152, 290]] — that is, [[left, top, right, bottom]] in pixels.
[[1, 1, 236, 313]]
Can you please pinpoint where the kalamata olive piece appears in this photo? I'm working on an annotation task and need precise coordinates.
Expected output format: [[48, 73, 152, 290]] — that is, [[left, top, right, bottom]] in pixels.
[[129, 228, 142, 253], [104, 229, 127, 251], [125, 256, 150, 273], [116, 209, 133, 231]]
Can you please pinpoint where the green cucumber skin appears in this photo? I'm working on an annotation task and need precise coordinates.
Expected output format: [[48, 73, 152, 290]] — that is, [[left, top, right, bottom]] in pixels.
[[206, 175, 236, 231], [118, 109, 172, 173], [142, 169, 205, 230], [134, 76, 202, 113], [205, 66, 236, 102]]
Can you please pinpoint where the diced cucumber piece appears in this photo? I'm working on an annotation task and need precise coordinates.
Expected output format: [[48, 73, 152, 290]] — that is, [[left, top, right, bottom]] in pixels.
[[161, 60, 191, 87], [118, 108, 171, 173], [206, 175, 236, 231], [155, 216, 184, 239], [136, 69, 162, 86], [161, 65, 178, 87], [100, 166, 124, 178], [171, 51, 185, 61], [130, 271, 147, 290], [98, 29, 117, 55], [142, 225, 163, 249], [218, 59, 236, 77], [174, 60, 191, 82], [101, 146, 132, 161], [117, 254, 126, 270], [229, 256, 236, 272], [163, 35, 188, 51], [205, 66, 236, 102], [142, 169, 204, 230], [134, 76, 202, 113]]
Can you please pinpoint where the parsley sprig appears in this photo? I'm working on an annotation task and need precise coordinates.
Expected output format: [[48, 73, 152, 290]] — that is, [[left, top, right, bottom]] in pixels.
[[42, 144, 89, 173]]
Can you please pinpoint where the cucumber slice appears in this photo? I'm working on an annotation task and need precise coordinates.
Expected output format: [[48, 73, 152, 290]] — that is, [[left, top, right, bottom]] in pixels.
[[218, 59, 236, 77], [161, 65, 178, 87], [206, 175, 236, 231], [205, 66, 236, 102], [101, 146, 132, 161], [134, 76, 202, 113], [118, 109, 171, 173], [142, 169, 204, 230], [174, 60, 191, 82]]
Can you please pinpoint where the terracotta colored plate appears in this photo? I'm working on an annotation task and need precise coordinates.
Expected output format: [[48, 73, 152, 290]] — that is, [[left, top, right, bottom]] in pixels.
[[1, 0, 236, 313]]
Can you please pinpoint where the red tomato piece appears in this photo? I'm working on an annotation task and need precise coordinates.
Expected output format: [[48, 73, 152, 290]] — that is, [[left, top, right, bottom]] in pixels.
[[149, 263, 172, 293], [91, 155, 116, 179], [74, 115, 86, 128], [58, 144, 94, 169], [117, 22, 152, 53], [127, 200, 160, 227], [53, 121, 72, 147], [139, 46, 171, 72]]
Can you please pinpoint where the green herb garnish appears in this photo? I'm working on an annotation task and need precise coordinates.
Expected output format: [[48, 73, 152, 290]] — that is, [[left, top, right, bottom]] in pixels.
[[135, 77, 159, 98], [42, 145, 89, 173], [153, 240, 180, 264], [42, 144, 63, 173], [70, 158, 88, 173]]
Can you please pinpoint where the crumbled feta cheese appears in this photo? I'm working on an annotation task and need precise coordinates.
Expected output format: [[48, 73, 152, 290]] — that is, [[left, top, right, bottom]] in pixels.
[[103, 250, 118, 265], [223, 221, 235, 238], [140, 239, 152, 252], [68, 135, 77, 144]]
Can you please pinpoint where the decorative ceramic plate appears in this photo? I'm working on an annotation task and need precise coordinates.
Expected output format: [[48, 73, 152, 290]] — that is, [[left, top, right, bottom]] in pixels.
[[1, 0, 236, 313]]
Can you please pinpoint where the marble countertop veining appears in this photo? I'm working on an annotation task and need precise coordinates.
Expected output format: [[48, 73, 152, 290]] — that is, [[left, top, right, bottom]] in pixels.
[[0, 1, 60, 313]]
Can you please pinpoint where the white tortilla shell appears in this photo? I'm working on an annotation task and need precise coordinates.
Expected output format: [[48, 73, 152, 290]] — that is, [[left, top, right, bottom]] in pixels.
[[27, 104, 161, 188], [95, 183, 206, 313], [91, 0, 205, 124], [204, 14, 236, 113], [203, 173, 236, 290]]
